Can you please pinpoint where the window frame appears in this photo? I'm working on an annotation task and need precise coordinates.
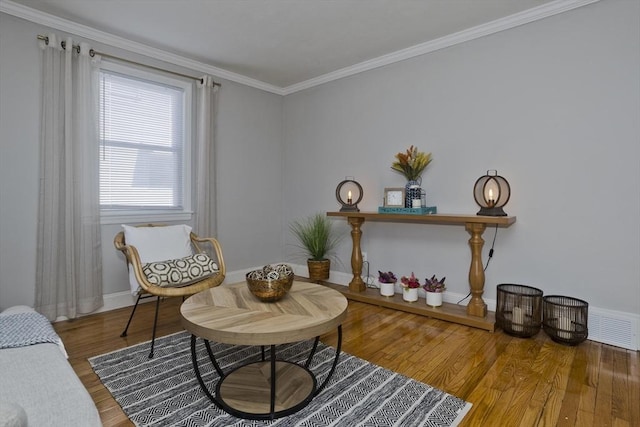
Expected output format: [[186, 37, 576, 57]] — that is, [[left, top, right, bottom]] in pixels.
[[98, 60, 193, 225]]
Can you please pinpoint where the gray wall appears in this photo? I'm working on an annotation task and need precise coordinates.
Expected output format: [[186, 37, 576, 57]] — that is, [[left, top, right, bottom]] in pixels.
[[0, 13, 284, 308], [283, 0, 640, 315], [1, 0, 639, 322]]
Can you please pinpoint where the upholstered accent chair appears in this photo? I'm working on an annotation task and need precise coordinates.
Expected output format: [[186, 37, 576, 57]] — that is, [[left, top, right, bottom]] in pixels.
[[114, 224, 225, 358]]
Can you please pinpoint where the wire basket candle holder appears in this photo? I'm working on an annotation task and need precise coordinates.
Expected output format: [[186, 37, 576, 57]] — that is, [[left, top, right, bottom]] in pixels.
[[542, 295, 588, 345], [496, 283, 543, 338]]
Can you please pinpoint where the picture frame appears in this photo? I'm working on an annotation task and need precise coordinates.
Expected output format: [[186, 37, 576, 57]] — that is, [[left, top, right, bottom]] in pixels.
[[383, 187, 405, 207]]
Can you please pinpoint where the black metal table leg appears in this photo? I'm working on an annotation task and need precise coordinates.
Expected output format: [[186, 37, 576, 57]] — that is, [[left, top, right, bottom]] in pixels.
[[270, 345, 276, 418], [304, 337, 320, 369], [190, 325, 342, 420], [203, 339, 225, 377], [190, 335, 223, 409], [315, 325, 342, 396]]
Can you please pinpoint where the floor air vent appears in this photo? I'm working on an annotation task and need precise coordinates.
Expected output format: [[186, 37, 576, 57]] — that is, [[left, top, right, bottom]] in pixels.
[[587, 309, 638, 350]]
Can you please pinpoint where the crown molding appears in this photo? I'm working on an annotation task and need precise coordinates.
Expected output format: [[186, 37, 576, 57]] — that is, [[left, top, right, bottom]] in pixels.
[[0, 0, 286, 95], [2, 0, 598, 97], [281, 0, 600, 95]]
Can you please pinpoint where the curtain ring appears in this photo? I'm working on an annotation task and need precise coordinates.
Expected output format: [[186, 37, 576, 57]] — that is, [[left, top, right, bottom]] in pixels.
[[60, 40, 80, 54]]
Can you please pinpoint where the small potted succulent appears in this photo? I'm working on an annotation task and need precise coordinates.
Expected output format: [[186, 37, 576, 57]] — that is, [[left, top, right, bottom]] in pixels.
[[400, 272, 420, 302], [378, 271, 397, 297], [423, 275, 446, 307]]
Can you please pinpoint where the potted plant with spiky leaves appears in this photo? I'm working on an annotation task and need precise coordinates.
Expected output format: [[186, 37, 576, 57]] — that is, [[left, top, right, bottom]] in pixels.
[[290, 213, 341, 281]]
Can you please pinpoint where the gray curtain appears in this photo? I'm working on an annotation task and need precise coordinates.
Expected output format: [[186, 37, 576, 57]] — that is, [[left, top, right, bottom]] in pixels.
[[194, 75, 219, 237], [35, 33, 104, 320]]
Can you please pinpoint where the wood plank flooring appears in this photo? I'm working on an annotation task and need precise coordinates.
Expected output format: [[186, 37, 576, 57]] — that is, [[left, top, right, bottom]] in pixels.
[[53, 296, 639, 427]]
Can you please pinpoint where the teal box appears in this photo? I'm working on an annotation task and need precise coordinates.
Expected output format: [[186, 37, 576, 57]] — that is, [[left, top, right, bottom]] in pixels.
[[378, 206, 437, 215]]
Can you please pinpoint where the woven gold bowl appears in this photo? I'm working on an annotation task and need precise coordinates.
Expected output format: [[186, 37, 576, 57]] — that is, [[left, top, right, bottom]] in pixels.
[[246, 264, 294, 302]]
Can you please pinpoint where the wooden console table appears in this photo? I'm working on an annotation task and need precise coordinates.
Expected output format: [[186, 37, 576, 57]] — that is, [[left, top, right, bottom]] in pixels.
[[326, 212, 516, 331]]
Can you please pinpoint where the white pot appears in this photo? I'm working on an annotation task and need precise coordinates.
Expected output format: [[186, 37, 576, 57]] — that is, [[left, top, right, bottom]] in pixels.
[[426, 291, 443, 307], [379, 281, 395, 297], [402, 287, 418, 302]]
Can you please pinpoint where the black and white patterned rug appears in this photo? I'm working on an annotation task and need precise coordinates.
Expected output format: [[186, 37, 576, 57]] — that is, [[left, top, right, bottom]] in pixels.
[[89, 331, 471, 426]]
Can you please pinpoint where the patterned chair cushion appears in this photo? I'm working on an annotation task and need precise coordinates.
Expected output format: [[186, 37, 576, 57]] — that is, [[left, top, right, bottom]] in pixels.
[[142, 253, 219, 288]]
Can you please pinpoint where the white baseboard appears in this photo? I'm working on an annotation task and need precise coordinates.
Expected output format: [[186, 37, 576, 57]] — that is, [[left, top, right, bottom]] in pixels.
[[94, 264, 639, 351], [99, 290, 141, 312]]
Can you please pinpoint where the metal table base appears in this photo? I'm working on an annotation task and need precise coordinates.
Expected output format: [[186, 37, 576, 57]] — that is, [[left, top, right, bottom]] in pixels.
[[190, 325, 342, 420]]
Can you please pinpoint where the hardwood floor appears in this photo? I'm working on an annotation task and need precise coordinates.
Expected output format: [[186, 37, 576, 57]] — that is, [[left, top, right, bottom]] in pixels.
[[54, 296, 639, 427]]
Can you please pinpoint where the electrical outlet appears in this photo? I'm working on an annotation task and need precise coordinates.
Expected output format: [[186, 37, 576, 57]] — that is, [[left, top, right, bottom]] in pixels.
[[362, 251, 367, 262]]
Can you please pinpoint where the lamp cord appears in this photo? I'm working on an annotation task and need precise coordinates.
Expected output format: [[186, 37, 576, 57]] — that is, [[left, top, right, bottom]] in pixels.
[[363, 260, 377, 287], [456, 224, 499, 305]]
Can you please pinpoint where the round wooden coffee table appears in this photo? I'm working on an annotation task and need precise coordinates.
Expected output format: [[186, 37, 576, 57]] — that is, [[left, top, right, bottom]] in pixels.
[[180, 281, 348, 420]]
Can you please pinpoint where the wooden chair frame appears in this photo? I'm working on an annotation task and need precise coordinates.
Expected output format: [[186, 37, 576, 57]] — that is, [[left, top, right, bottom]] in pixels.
[[114, 225, 226, 357]]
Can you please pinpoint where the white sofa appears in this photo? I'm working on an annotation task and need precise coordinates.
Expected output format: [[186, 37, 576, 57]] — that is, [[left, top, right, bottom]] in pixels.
[[0, 306, 101, 427]]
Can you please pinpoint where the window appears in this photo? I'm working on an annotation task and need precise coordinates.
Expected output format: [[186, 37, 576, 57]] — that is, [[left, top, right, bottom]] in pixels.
[[99, 62, 192, 222]]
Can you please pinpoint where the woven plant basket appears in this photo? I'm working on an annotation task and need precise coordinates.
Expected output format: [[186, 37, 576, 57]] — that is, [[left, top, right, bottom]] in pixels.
[[307, 259, 330, 281]]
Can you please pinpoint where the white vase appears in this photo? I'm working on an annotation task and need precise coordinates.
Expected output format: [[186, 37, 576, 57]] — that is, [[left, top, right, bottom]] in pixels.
[[402, 287, 418, 302], [379, 281, 395, 297], [426, 291, 443, 307]]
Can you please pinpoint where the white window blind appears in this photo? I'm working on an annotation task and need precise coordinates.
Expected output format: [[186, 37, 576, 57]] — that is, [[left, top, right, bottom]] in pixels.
[[99, 65, 190, 213]]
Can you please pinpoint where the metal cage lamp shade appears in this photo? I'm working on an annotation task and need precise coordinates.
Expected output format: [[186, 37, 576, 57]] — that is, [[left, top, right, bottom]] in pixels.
[[336, 178, 363, 212], [474, 170, 511, 216]]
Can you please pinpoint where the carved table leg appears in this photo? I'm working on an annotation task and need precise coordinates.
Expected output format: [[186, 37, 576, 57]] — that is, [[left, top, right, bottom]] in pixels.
[[347, 216, 366, 292], [465, 222, 487, 317]]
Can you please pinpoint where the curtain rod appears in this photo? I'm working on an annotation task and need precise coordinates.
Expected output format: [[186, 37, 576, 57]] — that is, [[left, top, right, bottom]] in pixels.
[[36, 35, 221, 87]]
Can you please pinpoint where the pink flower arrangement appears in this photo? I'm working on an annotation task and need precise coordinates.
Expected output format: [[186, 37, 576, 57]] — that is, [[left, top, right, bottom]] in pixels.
[[400, 272, 421, 289]]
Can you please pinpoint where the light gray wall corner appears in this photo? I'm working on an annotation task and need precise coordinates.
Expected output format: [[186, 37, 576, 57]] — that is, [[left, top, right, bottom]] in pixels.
[[0, 12, 284, 309]]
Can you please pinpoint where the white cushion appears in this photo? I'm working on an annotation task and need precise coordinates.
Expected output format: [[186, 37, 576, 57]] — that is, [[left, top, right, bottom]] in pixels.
[[128, 269, 142, 295], [122, 224, 193, 263], [123, 224, 194, 294], [0, 401, 28, 427]]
